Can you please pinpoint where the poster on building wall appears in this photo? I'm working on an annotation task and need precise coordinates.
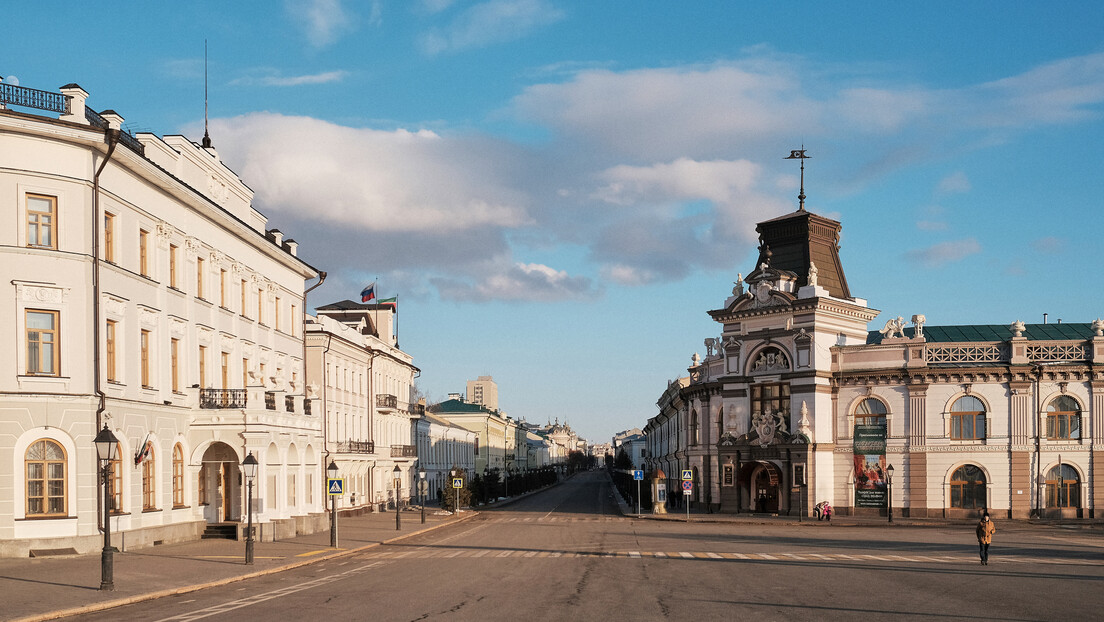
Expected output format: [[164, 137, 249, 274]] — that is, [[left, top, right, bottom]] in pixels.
[[853, 423, 887, 507]]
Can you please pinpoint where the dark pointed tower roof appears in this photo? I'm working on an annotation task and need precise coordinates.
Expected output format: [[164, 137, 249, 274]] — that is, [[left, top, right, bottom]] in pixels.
[[754, 209, 851, 299]]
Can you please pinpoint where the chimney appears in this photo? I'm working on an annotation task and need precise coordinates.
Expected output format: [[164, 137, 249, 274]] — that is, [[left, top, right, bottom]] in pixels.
[[267, 229, 283, 246], [284, 239, 298, 257], [99, 110, 125, 130]]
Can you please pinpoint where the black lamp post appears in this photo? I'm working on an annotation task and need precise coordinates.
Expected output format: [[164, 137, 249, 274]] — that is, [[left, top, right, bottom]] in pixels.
[[393, 465, 402, 530], [419, 466, 426, 524], [327, 460, 339, 547], [886, 464, 895, 523], [242, 452, 258, 564], [94, 424, 119, 591]]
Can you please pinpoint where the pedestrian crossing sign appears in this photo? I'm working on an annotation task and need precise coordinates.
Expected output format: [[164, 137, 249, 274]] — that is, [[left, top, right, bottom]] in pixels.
[[452, 477, 463, 489], [327, 478, 345, 496], [681, 469, 693, 481]]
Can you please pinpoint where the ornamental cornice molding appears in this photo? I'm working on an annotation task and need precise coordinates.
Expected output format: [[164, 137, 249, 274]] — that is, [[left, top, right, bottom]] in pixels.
[[137, 305, 160, 327], [17, 282, 69, 304]]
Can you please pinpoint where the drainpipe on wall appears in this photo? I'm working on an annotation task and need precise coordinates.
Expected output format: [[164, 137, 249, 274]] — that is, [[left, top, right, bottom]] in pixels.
[[93, 128, 120, 532]]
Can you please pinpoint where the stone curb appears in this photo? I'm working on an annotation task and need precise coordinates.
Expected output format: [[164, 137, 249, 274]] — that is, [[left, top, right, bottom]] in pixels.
[[13, 511, 479, 622]]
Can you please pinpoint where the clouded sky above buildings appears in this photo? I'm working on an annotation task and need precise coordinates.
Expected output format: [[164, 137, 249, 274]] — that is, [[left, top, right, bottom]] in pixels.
[[5, 1, 1104, 441]]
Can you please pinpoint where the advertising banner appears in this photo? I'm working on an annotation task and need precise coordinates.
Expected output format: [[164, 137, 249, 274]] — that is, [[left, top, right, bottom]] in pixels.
[[853, 423, 887, 508]]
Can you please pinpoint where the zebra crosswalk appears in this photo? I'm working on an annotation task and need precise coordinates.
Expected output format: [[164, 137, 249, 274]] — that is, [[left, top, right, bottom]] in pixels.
[[481, 516, 620, 523], [357, 547, 1096, 566]]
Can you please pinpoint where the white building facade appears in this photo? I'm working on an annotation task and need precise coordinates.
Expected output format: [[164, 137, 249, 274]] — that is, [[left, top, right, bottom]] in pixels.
[[1, 82, 322, 557]]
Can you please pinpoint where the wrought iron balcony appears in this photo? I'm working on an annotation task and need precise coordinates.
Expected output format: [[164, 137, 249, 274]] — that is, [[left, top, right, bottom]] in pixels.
[[377, 394, 398, 409], [338, 440, 374, 454], [391, 444, 417, 458], [199, 389, 247, 409], [285, 395, 295, 413]]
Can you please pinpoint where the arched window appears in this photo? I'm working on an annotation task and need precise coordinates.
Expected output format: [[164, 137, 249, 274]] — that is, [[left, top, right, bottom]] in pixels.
[[855, 398, 887, 426], [950, 465, 986, 509], [689, 410, 699, 446], [1045, 464, 1080, 508], [950, 396, 986, 440], [1045, 396, 1080, 440], [172, 444, 185, 508], [26, 439, 67, 517], [142, 449, 157, 511]]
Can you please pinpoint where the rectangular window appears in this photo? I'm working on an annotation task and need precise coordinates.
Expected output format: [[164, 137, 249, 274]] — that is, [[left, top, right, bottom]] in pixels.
[[198, 469, 207, 505], [241, 280, 248, 316], [287, 474, 296, 506], [109, 451, 122, 513], [220, 269, 227, 307], [104, 213, 116, 263], [171, 338, 180, 392], [951, 413, 985, 440], [242, 358, 249, 388], [275, 296, 281, 331], [221, 352, 229, 390], [1047, 413, 1080, 440], [198, 345, 207, 388], [142, 457, 156, 510], [196, 257, 205, 299], [106, 320, 117, 382], [140, 329, 152, 388], [139, 229, 150, 276], [169, 244, 179, 288], [27, 194, 57, 248], [257, 288, 264, 324], [290, 304, 298, 336], [26, 310, 59, 376], [172, 445, 184, 508]]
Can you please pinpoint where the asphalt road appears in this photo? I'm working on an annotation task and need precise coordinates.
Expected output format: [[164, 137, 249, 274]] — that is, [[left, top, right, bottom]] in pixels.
[[75, 471, 1104, 621]]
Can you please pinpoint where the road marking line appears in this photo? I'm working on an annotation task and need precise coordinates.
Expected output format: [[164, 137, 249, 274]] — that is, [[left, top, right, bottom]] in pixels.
[[443, 549, 465, 558], [706, 552, 723, 559], [679, 552, 694, 558], [295, 550, 334, 557], [497, 550, 514, 557], [757, 553, 777, 560], [629, 552, 641, 558], [471, 549, 491, 558]]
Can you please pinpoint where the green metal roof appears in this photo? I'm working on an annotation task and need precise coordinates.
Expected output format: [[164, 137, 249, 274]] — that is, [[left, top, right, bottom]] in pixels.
[[866, 323, 1094, 345]]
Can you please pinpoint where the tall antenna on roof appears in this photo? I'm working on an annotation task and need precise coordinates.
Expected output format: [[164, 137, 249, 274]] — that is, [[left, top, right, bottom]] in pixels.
[[202, 39, 213, 149], [785, 146, 809, 211]]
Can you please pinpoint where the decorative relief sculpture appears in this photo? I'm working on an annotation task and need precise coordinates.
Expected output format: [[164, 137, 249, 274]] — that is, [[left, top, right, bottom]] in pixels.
[[103, 295, 127, 317], [138, 306, 159, 327], [879, 316, 906, 339], [807, 261, 818, 287], [732, 273, 744, 296], [752, 410, 777, 447], [19, 284, 67, 304], [307, 383, 319, 399], [156, 221, 174, 248], [1093, 318, 1104, 337], [691, 352, 701, 367], [751, 347, 790, 373]]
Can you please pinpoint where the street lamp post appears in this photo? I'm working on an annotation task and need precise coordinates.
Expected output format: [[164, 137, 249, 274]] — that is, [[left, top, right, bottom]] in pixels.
[[886, 464, 895, 523], [419, 466, 426, 524], [327, 460, 339, 547], [94, 424, 119, 591], [393, 465, 402, 530], [241, 452, 258, 564]]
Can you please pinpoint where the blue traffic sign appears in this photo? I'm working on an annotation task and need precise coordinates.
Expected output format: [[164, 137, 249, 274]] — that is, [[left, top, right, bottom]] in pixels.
[[452, 477, 464, 489], [327, 478, 344, 496], [632, 469, 644, 481], [681, 469, 693, 481]]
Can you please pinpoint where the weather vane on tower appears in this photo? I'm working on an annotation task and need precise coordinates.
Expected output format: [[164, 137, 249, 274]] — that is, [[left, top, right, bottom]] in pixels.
[[785, 147, 809, 211]]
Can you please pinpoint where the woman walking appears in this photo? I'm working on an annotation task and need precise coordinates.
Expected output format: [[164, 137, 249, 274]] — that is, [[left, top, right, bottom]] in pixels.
[[976, 512, 995, 565]]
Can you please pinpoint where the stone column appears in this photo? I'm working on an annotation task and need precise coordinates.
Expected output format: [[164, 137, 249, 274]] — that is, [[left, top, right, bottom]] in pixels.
[[906, 383, 928, 517], [1009, 380, 1034, 518]]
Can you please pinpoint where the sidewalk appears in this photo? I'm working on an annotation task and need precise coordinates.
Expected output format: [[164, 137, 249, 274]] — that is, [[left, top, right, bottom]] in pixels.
[[2, 507, 474, 622]]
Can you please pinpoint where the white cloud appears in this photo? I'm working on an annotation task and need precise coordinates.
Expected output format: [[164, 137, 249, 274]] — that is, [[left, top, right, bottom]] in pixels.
[[287, 0, 355, 47], [431, 261, 597, 302], [916, 220, 949, 232], [1031, 236, 1065, 254], [937, 171, 971, 195], [904, 238, 981, 267], [230, 70, 349, 87], [418, 0, 565, 55], [211, 112, 531, 233]]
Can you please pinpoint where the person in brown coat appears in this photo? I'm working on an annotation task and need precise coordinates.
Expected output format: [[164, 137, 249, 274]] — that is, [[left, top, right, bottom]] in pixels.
[[976, 512, 996, 565]]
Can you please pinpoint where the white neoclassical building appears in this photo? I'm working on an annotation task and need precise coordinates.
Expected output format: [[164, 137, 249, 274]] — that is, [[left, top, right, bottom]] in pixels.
[[1, 81, 323, 557], [648, 200, 1102, 520], [305, 301, 425, 511]]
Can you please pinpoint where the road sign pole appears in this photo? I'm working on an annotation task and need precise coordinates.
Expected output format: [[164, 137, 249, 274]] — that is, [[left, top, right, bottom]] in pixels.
[[686, 490, 690, 523], [636, 479, 641, 515]]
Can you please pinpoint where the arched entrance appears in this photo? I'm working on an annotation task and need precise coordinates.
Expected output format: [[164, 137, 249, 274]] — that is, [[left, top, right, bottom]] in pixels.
[[740, 461, 782, 513], [200, 442, 241, 523]]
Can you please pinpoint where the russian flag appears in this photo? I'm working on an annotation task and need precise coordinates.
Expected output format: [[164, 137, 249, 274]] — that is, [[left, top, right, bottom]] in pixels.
[[360, 284, 376, 302]]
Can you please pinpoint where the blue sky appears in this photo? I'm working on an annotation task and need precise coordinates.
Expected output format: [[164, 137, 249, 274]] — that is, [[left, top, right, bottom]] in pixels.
[[5, 2, 1104, 443]]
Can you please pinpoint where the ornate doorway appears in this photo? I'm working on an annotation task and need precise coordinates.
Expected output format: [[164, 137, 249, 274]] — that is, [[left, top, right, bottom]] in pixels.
[[751, 462, 781, 513]]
